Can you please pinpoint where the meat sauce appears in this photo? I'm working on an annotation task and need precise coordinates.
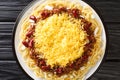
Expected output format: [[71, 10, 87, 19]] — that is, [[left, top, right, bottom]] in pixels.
[[22, 7, 96, 76]]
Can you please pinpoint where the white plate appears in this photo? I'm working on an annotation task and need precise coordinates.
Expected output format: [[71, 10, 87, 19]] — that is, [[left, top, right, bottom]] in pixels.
[[12, 0, 107, 80]]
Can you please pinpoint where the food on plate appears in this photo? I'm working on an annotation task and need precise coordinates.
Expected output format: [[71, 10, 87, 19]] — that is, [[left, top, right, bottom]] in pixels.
[[19, 0, 102, 79]]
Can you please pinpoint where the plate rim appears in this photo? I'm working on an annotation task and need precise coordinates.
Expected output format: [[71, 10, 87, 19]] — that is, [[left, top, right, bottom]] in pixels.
[[12, 0, 108, 80]]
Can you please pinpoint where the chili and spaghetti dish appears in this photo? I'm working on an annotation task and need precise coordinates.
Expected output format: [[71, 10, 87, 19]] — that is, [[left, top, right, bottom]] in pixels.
[[18, 0, 103, 80]]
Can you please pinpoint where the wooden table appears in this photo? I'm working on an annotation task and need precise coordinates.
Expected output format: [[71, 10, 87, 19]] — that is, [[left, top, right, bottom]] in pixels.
[[0, 0, 120, 80]]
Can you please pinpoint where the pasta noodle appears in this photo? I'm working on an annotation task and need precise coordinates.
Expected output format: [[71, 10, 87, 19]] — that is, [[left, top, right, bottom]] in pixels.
[[18, 0, 103, 80]]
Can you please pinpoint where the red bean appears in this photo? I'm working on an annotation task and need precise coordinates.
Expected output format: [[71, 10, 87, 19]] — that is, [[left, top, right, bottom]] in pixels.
[[30, 15, 37, 23], [56, 68, 63, 74], [41, 65, 50, 71], [39, 60, 46, 66], [72, 9, 80, 18], [26, 30, 34, 38], [28, 38, 34, 48], [22, 40, 28, 47], [41, 10, 50, 19]]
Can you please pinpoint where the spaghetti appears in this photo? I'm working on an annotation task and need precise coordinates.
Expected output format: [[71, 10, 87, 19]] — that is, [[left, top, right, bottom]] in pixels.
[[19, 0, 102, 80]]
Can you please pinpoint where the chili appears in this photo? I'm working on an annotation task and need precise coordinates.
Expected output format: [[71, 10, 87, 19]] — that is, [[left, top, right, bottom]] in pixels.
[[22, 6, 96, 76]]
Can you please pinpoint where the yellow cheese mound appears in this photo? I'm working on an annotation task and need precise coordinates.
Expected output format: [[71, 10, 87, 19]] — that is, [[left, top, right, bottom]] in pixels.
[[34, 13, 88, 67]]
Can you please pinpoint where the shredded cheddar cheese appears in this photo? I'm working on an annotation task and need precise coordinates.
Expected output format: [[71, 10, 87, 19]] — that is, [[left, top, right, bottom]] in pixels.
[[34, 13, 88, 67]]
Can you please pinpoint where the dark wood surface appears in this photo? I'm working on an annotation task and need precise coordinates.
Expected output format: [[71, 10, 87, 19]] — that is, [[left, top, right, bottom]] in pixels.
[[0, 0, 120, 80]]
